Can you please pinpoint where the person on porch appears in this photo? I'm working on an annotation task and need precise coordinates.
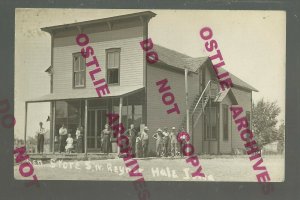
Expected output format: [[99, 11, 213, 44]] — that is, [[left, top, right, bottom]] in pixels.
[[59, 124, 68, 153], [162, 127, 170, 157], [36, 122, 46, 154], [170, 127, 178, 157], [65, 134, 74, 153], [135, 132, 142, 158], [153, 128, 163, 157], [75, 126, 83, 153], [125, 124, 137, 156], [178, 127, 188, 157], [141, 126, 149, 157], [101, 124, 112, 154]]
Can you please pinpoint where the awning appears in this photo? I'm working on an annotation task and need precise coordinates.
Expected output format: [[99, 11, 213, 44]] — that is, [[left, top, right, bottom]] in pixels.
[[214, 88, 230, 102], [26, 85, 144, 103], [214, 88, 238, 105]]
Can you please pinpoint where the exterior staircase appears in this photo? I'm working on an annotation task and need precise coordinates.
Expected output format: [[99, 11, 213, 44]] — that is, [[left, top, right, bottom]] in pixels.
[[179, 80, 219, 133]]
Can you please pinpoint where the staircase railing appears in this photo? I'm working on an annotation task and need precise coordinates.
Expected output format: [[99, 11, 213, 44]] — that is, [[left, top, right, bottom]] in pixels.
[[192, 80, 215, 115], [192, 80, 219, 128]]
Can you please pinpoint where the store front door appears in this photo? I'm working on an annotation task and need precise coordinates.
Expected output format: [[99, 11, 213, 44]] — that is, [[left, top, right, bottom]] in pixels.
[[87, 109, 107, 152]]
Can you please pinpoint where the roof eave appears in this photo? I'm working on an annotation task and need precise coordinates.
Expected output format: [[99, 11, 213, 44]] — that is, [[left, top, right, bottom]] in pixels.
[[41, 11, 156, 33]]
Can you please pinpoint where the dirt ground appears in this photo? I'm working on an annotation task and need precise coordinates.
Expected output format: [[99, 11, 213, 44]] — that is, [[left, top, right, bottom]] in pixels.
[[14, 154, 284, 182]]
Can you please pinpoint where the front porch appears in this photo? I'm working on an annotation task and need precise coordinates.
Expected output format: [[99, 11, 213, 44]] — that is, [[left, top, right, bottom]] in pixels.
[[24, 88, 146, 155]]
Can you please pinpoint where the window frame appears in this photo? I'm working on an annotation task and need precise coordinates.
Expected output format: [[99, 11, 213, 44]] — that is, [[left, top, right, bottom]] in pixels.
[[106, 48, 121, 85], [222, 104, 229, 141], [204, 106, 218, 141], [72, 52, 86, 89]]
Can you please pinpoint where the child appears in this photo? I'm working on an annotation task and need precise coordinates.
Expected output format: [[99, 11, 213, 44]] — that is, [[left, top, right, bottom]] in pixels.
[[65, 134, 74, 153], [135, 132, 142, 158], [75, 127, 81, 139]]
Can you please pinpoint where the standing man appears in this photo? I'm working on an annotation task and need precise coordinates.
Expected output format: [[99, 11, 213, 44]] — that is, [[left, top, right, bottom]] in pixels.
[[153, 128, 163, 157], [36, 122, 46, 154], [125, 124, 137, 156], [170, 127, 178, 157], [141, 126, 149, 157], [162, 127, 170, 157], [59, 124, 68, 153]]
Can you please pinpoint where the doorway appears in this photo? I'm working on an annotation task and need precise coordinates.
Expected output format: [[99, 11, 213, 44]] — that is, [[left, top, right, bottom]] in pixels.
[[87, 109, 107, 152]]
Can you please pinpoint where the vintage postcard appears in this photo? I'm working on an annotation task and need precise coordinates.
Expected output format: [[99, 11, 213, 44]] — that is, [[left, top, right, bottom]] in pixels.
[[14, 9, 285, 185]]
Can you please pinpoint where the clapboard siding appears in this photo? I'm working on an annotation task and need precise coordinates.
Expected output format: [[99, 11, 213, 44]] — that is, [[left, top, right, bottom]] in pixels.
[[231, 88, 252, 149], [146, 64, 199, 151], [52, 26, 144, 97]]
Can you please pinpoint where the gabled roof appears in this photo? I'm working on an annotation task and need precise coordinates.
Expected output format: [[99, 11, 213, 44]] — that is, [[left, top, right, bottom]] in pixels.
[[153, 44, 258, 92], [218, 68, 258, 92], [153, 44, 208, 73]]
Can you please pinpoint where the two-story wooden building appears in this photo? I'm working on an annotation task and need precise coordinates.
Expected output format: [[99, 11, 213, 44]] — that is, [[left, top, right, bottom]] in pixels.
[[25, 11, 258, 155]]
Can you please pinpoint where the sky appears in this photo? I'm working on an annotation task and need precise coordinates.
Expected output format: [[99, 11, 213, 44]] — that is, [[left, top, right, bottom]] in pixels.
[[15, 9, 286, 140]]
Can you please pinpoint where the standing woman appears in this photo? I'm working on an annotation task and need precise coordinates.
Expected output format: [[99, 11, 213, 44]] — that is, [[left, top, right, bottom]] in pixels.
[[76, 126, 83, 153], [101, 124, 111, 154], [135, 132, 142, 158]]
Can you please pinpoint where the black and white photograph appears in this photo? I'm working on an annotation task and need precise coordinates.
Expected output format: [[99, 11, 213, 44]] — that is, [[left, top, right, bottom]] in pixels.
[[14, 8, 285, 183]]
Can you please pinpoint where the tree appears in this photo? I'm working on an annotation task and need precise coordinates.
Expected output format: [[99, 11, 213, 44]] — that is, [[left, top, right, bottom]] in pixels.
[[276, 122, 285, 153], [252, 99, 281, 148]]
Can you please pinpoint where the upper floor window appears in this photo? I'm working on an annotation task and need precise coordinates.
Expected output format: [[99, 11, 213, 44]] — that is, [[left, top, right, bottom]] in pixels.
[[73, 53, 86, 88], [106, 48, 120, 85]]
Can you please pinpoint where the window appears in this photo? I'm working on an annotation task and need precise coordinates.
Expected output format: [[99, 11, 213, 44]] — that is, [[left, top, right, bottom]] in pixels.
[[73, 53, 86, 88], [223, 104, 229, 141], [106, 49, 120, 84]]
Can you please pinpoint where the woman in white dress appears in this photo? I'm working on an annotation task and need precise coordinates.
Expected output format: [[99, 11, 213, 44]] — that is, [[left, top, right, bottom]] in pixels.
[[65, 134, 74, 153]]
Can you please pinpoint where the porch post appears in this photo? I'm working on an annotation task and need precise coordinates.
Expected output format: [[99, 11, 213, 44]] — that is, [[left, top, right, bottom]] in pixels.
[[118, 97, 123, 154], [24, 102, 28, 148], [52, 101, 56, 153], [184, 68, 190, 134], [84, 99, 88, 156]]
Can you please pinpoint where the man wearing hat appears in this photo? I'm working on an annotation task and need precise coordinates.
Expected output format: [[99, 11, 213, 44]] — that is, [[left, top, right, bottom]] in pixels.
[[141, 126, 150, 157], [170, 127, 178, 157], [162, 127, 170, 157], [153, 128, 163, 157]]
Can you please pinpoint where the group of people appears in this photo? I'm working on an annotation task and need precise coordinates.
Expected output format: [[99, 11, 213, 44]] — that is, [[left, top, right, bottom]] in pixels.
[[35, 122, 187, 157], [58, 124, 84, 153], [153, 127, 185, 157], [100, 124, 187, 158], [100, 124, 150, 157]]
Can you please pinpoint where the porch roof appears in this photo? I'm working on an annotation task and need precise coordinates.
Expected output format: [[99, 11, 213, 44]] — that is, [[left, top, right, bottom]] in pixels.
[[26, 85, 144, 103]]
